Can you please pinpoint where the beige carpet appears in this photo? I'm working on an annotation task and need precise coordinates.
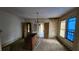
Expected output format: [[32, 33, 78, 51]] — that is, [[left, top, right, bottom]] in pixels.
[[33, 39, 67, 51]]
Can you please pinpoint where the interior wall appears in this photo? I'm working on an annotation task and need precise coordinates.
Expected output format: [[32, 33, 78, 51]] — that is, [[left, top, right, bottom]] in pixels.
[[0, 11, 22, 47], [23, 18, 58, 38], [22, 18, 50, 34], [49, 19, 58, 38], [57, 8, 78, 50], [74, 8, 79, 50], [0, 38, 1, 50]]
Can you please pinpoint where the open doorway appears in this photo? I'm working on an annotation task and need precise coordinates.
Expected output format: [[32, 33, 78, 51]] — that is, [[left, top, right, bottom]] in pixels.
[[44, 23, 49, 39], [22, 22, 32, 39], [38, 23, 49, 39], [38, 23, 44, 38]]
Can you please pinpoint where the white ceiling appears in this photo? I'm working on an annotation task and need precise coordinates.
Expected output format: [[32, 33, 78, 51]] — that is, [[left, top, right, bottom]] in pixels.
[[0, 7, 74, 18]]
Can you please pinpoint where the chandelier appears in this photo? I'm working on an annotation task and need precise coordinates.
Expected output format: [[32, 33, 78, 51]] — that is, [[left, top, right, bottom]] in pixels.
[[36, 12, 39, 23]]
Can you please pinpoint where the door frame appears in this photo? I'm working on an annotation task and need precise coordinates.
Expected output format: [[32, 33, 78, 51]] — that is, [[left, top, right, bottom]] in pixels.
[[21, 22, 32, 39], [44, 22, 49, 39]]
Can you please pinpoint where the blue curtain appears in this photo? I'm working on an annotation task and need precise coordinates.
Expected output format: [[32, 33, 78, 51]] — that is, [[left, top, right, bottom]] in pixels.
[[67, 17, 76, 41]]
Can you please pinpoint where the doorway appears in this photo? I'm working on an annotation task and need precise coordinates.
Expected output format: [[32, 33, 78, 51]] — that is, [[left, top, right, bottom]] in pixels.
[[38, 23, 49, 39], [22, 22, 32, 38], [44, 23, 49, 39], [38, 23, 44, 38]]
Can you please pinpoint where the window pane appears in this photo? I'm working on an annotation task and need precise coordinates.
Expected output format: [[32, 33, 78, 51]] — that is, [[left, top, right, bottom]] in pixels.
[[60, 30, 65, 37], [60, 20, 66, 37]]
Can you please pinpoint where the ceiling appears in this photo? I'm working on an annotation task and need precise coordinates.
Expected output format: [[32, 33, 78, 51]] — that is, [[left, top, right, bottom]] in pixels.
[[0, 7, 74, 18]]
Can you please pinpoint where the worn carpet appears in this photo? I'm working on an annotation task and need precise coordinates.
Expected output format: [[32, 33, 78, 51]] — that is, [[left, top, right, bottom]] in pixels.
[[2, 38, 68, 51], [33, 39, 67, 51]]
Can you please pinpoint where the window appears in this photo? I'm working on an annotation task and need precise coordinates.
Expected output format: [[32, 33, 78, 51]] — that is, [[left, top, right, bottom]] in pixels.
[[60, 20, 66, 37], [66, 17, 76, 42]]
